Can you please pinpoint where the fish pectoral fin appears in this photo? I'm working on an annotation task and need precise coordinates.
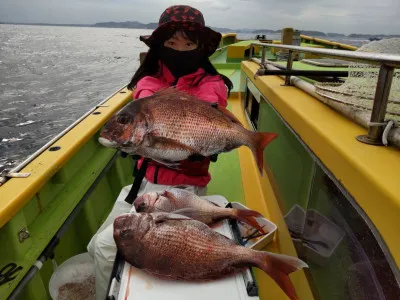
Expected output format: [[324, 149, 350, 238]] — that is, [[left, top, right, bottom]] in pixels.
[[206, 199, 221, 207], [147, 135, 196, 153], [172, 208, 212, 219], [151, 158, 181, 168], [153, 213, 191, 224], [161, 190, 180, 205]]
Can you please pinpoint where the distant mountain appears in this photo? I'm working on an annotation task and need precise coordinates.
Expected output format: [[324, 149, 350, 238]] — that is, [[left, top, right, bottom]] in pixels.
[[298, 30, 326, 36], [348, 33, 400, 38], [93, 21, 157, 29], [2, 21, 399, 38], [93, 22, 326, 37], [0, 22, 91, 27], [326, 32, 346, 37], [210, 26, 234, 33], [252, 29, 281, 34], [251, 29, 327, 36]]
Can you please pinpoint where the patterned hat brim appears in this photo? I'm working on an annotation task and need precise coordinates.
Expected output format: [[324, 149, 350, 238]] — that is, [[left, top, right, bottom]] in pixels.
[[139, 21, 221, 56]]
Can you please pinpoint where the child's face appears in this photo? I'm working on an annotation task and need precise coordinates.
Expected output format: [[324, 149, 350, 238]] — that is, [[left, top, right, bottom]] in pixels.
[[163, 30, 198, 51]]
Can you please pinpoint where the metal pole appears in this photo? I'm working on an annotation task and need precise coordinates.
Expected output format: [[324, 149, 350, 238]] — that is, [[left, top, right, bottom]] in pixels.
[[250, 42, 400, 68], [285, 51, 294, 86], [261, 46, 266, 64], [357, 64, 394, 145], [256, 69, 348, 77]]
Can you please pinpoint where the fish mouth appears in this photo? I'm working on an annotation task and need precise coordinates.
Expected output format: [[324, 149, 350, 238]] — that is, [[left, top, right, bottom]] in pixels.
[[98, 137, 119, 148], [114, 213, 134, 229], [133, 196, 144, 211]]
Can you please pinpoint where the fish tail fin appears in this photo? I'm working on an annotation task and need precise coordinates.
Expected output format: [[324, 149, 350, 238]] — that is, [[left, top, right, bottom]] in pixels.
[[257, 252, 308, 300], [249, 132, 277, 175], [231, 209, 266, 234]]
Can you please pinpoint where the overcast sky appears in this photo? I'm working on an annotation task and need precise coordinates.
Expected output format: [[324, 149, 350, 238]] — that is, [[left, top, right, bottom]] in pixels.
[[0, 0, 399, 35]]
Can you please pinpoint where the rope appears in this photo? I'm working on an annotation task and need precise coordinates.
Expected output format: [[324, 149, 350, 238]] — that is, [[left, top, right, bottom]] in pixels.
[[368, 120, 397, 146], [382, 120, 396, 146]]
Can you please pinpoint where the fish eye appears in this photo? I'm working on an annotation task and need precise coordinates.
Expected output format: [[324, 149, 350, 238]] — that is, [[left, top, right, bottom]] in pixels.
[[117, 114, 131, 125], [138, 203, 146, 211]]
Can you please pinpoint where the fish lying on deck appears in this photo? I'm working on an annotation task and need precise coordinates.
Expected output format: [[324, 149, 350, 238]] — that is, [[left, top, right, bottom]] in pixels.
[[98, 88, 277, 173], [134, 188, 266, 233], [113, 212, 308, 300]]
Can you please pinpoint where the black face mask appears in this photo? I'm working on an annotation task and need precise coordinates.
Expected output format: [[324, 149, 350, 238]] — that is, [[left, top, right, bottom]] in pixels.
[[159, 46, 204, 79]]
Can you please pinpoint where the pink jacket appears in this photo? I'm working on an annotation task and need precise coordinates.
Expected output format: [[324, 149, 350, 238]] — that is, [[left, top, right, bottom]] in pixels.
[[134, 63, 228, 107], [134, 63, 228, 187]]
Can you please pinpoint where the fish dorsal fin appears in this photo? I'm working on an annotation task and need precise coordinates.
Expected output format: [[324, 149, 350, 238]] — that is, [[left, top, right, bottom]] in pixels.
[[215, 105, 242, 125], [153, 86, 177, 96], [152, 86, 193, 101]]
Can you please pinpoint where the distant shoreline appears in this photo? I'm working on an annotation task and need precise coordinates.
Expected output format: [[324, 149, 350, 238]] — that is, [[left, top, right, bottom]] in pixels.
[[1, 21, 399, 38]]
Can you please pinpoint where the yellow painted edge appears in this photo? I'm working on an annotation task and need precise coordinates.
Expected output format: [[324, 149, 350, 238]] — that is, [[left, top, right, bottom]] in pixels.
[[300, 34, 357, 50], [221, 33, 237, 40], [225, 69, 236, 78], [220, 33, 238, 48], [230, 95, 314, 300], [227, 43, 261, 59], [227, 46, 245, 59], [242, 60, 400, 267], [0, 88, 133, 228]]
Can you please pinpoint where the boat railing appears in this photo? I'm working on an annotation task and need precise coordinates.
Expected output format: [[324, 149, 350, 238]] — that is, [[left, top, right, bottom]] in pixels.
[[249, 42, 400, 147], [215, 45, 230, 52]]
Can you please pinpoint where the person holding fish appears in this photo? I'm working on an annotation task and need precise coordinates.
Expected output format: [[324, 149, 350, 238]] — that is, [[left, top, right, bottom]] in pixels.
[[89, 5, 234, 299], [125, 4, 235, 192], [88, 5, 278, 300]]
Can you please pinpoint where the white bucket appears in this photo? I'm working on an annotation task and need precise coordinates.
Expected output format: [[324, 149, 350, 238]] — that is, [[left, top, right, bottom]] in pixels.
[[49, 252, 95, 300]]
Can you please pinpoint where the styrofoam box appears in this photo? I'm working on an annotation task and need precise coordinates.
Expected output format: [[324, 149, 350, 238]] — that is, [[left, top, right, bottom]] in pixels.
[[230, 202, 277, 250]]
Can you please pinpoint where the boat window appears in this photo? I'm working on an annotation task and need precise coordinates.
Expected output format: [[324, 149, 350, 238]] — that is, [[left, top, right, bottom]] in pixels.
[[254, 84, 400, 300], [221, 35, 236, 47], [244, 48, 250, 58], [245, 80, 261, 130], [291, 165, 400, 300]]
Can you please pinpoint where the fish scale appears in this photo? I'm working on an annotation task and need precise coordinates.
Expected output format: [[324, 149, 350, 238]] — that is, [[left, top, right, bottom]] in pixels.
[[152, 100, 241, 154], [146, 220, 247, 275], [114, 212, 308, 300], [151, 109, 233, 152]]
